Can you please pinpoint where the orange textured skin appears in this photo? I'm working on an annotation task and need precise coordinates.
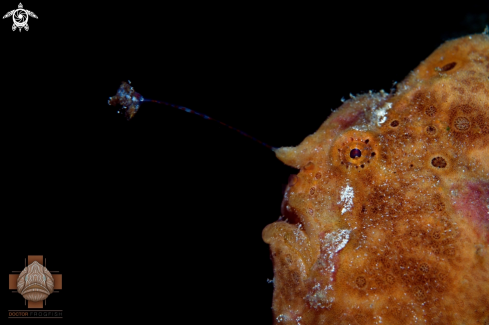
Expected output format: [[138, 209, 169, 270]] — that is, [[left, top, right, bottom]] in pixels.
[[263, 34, 489, 325]]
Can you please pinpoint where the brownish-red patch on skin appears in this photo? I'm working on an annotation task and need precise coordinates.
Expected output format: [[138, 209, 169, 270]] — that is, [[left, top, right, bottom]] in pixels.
[[453, 181, 489, 243], [332, 110, 365, 131]]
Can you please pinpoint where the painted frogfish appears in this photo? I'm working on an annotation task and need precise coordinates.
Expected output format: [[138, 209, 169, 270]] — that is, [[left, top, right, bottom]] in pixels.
[[262, 33, 489, 324]]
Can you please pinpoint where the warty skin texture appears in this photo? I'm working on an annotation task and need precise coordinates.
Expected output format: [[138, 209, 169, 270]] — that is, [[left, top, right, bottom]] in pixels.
[[262, 34, 489, 324]]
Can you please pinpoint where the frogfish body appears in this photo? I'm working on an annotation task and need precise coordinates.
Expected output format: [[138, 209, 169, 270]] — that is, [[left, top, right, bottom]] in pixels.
[[263, 33, 489, 324]]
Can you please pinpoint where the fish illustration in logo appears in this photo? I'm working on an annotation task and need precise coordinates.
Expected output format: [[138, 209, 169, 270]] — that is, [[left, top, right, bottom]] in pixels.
[[17, 261, 54, 302]]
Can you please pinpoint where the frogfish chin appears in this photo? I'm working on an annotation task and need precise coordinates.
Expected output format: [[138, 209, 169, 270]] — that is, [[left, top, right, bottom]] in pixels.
[[263, 33, 489, 324]]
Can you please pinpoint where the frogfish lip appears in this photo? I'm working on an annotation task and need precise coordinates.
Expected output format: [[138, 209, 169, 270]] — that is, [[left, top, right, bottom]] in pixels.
[[21, 284, 50, 296]]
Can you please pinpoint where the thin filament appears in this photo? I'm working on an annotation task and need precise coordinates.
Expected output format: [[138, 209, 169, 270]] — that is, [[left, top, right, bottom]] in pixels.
[[109, 81, 276, 150], [142, 98, 276, 150]]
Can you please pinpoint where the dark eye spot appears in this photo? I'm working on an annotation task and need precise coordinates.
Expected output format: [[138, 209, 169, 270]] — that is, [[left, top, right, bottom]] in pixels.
[[426, 125, 437, 135], [364, 139, 369, 144], [371, 152, 376, 157], [390, 120, 399, 127], [431, 157, 447, 168], [350, 148, 362, 159], [440, 62, 456, 72]]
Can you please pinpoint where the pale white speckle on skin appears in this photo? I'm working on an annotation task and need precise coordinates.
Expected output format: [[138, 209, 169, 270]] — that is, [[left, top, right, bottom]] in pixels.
[[352, 124, 370, 131], [322, 229, 351, 275], [307, 229, 350, 308], [373, 102, 393, 127], [339, 184, 354, 215], [331, 229, 350, 253]]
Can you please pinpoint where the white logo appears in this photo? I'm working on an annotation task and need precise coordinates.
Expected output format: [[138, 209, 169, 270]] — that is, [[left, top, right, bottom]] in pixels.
[[3, 3, 37, 32]]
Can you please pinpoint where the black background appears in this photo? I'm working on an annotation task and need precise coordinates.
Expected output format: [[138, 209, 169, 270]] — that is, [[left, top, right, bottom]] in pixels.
[[2, 1, 488, 323]]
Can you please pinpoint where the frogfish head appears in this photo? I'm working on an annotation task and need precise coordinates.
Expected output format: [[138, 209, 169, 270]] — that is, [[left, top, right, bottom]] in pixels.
[[17, 261, 55, 302], [263, 33, 489, 324]]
